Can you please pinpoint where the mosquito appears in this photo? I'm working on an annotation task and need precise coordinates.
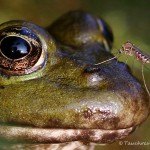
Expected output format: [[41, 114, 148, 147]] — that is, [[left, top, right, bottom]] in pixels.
[[95, 41, 150, 97]]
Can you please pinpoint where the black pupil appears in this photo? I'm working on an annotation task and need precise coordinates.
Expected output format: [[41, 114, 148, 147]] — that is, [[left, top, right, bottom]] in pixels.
[[1, 36, 30, 59]]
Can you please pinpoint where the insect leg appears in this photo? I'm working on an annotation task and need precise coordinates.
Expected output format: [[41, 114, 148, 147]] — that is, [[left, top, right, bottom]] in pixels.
[[141, 63, 150, 97], [94, 50, 121, 66]]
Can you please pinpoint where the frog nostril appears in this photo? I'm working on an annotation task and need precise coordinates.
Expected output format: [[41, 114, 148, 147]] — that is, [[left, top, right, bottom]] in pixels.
[[1, 36, 30, 59]]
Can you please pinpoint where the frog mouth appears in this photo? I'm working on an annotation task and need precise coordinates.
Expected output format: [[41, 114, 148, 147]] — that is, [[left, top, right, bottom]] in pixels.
[[0, 125, 135, 144]]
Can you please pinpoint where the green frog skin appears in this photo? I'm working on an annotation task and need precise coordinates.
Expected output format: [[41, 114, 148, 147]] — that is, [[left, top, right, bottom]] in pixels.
[[0, 11, 149, 146]]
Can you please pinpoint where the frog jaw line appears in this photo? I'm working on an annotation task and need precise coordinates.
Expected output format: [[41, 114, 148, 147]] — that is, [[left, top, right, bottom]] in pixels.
[[0, 125, 135, 143]]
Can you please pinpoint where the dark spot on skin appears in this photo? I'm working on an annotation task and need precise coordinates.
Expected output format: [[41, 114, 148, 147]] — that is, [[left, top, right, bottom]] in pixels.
[[98, 110, 120, 128], [101, 132, 119, 143], [80, 130, 95, 141], [97, 109, 111, 116], [102, 117, 121, 129], [94, 109, 120, 129], [89, 108, 121, 129], [83, 109, 93, 119], [62, 130, 96, 142], [47, 119, 62, 128]]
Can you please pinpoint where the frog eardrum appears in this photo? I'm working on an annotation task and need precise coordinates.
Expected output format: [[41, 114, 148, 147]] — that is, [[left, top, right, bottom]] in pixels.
[[0, 21, 47, 76]]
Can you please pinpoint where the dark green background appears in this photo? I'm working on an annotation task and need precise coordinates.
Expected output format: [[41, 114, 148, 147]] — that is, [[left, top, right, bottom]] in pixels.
[[0, 0, 149, 149]]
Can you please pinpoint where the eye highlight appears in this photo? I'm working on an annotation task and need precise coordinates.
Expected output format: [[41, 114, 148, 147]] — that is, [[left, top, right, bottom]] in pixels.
[[1, 36, 30, 59], [0, 25, 46, 76]]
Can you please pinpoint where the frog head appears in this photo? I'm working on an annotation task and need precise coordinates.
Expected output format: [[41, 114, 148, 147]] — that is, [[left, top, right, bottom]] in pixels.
[[0, 11, 149, 145]]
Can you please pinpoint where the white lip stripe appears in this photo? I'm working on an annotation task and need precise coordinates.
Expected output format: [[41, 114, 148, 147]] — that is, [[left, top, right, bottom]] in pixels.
[[0, 125, 134, 143], [0, 142, 96, 150]]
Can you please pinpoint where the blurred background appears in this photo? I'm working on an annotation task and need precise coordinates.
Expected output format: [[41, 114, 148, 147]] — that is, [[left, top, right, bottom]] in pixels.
[[0, 0, 149, 149]]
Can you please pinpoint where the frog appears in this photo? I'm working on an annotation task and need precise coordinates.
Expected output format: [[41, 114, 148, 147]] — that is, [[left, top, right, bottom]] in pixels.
[[0, 10, 149, 148]]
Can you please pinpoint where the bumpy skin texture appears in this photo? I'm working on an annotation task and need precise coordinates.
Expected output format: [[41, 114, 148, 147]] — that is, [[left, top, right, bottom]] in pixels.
[[0, 11, 149, 144]]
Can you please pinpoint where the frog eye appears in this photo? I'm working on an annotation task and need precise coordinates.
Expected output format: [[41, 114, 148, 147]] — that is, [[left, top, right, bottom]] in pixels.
[[0, 24, 46, 76], [96, 18, 113, 50]]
